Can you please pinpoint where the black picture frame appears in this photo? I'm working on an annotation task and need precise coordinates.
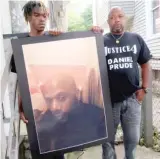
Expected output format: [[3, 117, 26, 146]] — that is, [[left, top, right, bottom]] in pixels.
[[11, 31, 114, 157]]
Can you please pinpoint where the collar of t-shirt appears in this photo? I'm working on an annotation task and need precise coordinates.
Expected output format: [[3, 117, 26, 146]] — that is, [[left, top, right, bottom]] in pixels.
[[27, 32, 48, 37], [110, 33, 123, 38]]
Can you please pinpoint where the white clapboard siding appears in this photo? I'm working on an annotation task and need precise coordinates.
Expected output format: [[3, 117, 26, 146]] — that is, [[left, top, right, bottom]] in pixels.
[[132, 0, 160, 69], [147, 37, 160, 59], [132, 0, 146, 39]]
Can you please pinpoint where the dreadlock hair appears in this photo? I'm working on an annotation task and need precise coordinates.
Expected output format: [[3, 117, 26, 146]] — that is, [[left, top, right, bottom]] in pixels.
[[22, 1, 47, 22]]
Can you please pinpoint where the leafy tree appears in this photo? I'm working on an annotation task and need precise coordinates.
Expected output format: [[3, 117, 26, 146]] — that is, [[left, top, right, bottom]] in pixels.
[[81, 5, 93, 29], [68, 12, 86, 31], [68, 5, 93, 31]]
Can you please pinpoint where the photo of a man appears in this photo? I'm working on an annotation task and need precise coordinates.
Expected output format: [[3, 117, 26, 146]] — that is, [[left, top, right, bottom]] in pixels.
[[22, 37, 108, 153], [34, 73, 106, 152]]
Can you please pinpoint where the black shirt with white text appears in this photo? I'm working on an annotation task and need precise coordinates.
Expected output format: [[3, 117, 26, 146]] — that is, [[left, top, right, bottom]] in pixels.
[[104, 32, 151, 103]]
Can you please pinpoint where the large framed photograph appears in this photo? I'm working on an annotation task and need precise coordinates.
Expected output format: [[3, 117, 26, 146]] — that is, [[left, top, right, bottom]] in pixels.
[[11, 31, 114, 155]]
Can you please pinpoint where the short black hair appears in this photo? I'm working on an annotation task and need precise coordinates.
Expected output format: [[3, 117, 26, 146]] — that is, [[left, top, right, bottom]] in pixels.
[[22, 1, 47, 22]]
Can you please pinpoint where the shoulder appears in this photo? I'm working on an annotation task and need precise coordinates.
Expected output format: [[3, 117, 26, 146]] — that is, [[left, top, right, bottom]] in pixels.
[[103, 33, 111, 40], [82, 102, 104, 116], [125, 32, 144, 41], [125, 32, 148, 48]]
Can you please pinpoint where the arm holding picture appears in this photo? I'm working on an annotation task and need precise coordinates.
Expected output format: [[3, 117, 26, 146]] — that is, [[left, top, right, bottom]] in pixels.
[[11, 1, 65, 158], [11, 1, 63, 124]]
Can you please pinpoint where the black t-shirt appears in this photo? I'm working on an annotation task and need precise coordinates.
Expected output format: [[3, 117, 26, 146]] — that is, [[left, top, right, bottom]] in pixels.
[[10, 32, 48, 73], [10, 34, 30, 73], [33, 101, 106, 152], [104, 32, 151, 103]]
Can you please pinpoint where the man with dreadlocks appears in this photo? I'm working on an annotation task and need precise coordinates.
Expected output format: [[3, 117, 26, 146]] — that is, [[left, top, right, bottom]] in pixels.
[[13, 1, 62, 122], [22, 1, 61, 36], [11, 1, 64, 159]]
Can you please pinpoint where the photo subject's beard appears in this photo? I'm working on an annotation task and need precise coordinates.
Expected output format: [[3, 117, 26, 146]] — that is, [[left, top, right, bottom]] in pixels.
[[54, 110, 65, 120], [51, 102, 77, 122], [52, 110, 68, 123]]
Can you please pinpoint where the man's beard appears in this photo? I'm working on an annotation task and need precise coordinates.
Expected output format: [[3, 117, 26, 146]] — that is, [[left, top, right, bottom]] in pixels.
[[112, 25, 124, 34], [53, 110, 67, 121]]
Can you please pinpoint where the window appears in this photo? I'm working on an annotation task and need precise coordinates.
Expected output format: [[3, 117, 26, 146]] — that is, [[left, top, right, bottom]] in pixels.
[[152, 0, 160, 34]]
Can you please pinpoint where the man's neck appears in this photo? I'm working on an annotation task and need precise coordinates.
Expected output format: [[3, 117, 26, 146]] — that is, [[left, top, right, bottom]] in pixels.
[[29, 30, 45, 37], [111, 31, 124, 35]]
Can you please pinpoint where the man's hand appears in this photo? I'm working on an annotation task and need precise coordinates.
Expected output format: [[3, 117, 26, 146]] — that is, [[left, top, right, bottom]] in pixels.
[[20, 110, 28, 124], [136, 89, 145, 102], [49, 30, 63, 36], [91, 26, 104, 33], [19, 95, 28, 124]]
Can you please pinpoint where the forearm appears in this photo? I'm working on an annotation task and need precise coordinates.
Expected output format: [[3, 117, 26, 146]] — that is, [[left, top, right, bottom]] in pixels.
[[141, 62, 150, 88], [17, 86, 28, 123], [18, 85, 23, 112], [18, 95, 23, 112]]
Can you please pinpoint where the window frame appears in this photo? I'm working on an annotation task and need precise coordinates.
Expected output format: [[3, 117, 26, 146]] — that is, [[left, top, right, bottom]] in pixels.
[[146, 0, 160, 40], [151, 1, 160, 34]]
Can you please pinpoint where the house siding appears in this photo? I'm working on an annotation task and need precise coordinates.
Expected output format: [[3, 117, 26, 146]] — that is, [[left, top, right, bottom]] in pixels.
[[148, 37, 160, 71], [130, 0, 160, 70], [132, 0, 146, 39], [147, 36, 160, 58]]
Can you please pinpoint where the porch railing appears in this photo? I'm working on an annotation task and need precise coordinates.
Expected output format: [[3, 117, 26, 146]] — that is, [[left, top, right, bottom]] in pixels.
[[1, 37, 21, 159]]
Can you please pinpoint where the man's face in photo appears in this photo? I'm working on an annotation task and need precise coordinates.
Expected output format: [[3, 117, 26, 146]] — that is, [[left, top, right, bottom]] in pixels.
[[40, 75, 78, 119]]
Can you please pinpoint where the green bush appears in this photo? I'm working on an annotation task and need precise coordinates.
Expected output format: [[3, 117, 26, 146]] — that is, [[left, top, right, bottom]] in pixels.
[[139, 126, 160, 152]]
